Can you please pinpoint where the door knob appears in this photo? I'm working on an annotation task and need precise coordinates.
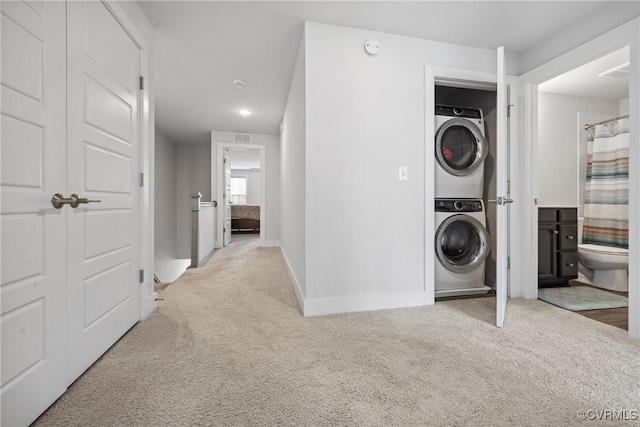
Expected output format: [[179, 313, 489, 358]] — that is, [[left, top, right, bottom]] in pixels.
[[488, 196, 514, 206], [51, 193, 73, 209], [51, 193, 101, 209], [69, 194, 101, 208]]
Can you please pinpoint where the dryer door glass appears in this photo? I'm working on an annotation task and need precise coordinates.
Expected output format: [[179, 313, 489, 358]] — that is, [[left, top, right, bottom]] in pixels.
[[442, 220, 480, 265], [436, 215, 491, 273], [435, 118, 488, 177], [440, 126, 477, 171]]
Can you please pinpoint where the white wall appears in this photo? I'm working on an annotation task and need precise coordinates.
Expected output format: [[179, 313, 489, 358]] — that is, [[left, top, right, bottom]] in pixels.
[[621, 97, 630, 114], [211, 132, 280, 244], [197, 202, 216, 265], [537, 92, 619, 210], [154, 131, 184, 281], [281, 36, 307, 300], [302, 22, 515, 313], [519, 3, 640, 74], [176, 144, 211, 259], [230, 169, 261, 204]]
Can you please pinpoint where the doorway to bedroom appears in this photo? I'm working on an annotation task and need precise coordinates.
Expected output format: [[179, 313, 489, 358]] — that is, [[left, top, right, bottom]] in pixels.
[[223, 147, 263, 246]]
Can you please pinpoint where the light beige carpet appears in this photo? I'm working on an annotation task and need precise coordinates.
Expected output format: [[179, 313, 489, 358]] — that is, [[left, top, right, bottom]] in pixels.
[[34, 235, 639, 426]]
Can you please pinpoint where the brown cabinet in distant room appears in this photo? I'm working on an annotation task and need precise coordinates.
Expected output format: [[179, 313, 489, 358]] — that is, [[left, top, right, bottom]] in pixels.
[[538, 208, 578, 286]]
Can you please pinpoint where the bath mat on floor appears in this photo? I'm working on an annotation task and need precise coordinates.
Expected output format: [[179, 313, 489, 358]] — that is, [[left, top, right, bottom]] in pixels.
[[538, 286, 628, 311]]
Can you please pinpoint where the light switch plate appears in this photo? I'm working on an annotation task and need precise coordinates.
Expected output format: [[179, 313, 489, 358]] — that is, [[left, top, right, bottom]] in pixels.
[[399, 166, 408, 181]]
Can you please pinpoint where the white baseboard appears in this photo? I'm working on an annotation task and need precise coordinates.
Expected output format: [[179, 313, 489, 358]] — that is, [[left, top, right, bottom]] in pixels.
[[261, 240, 281, 248], [279, 246, 305, 314], [303, 290, 429, 317], [278, 246, 428, 317]]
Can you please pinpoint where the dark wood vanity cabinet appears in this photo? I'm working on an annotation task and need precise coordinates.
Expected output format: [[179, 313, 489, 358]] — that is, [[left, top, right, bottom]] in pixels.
[[538, 208, 578, 286]]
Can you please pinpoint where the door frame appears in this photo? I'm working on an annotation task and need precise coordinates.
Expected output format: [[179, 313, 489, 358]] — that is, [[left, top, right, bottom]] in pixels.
[[215, 142, 266, 248], [425, 66, 516, 308], [519, 17, 640, 339], [101, 1, 156, 319]]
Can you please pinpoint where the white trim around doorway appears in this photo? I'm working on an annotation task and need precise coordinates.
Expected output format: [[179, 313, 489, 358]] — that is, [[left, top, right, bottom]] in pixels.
[[102, 1, 156, 320], [215, 142, 267, 248], [520, 17, 640, 339]]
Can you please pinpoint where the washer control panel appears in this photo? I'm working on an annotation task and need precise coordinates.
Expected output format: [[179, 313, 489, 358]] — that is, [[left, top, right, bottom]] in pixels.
[[435, 105, 483, 119], [435, 199, 484, 213]]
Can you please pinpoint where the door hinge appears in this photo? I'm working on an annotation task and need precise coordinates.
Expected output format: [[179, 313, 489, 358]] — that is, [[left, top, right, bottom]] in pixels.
[[223, 192, 226, 198], [223, 158, 226, 164], [223, 227, 226, 233], [507, 180, 511, 194], [139, 269, 144, 283], [507, 103, 513, 118], [139, 172, 144, 187], [507, 257, 511, 269], [139, 76, 144, 90]]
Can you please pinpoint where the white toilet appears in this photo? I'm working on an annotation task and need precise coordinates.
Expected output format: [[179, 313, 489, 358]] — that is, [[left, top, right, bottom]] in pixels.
[[577, 217, 629, 292], [577, 244, 629, 292]]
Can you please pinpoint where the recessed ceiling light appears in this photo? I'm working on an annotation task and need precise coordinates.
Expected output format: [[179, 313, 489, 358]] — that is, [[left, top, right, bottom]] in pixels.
[[237, 108, 251, 116], [233, 79, 246, 89]]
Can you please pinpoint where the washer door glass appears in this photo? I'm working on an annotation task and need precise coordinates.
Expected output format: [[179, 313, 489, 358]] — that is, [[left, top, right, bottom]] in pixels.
[[435, 118, 488, 176], [436, 214, 490, 273]]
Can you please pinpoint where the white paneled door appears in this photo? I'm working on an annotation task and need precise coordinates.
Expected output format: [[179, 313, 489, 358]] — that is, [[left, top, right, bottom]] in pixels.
[[66, 1, 141, 381], [1, 3, 68, 426], [1, 2, 142, 425]]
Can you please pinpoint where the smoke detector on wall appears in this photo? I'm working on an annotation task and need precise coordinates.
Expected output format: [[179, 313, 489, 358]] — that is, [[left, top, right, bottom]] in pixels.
[[364, 39, 380, 56]]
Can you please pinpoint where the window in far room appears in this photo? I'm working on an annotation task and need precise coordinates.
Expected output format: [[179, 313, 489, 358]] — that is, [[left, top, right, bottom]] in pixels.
[[230, 177, 247, 205]]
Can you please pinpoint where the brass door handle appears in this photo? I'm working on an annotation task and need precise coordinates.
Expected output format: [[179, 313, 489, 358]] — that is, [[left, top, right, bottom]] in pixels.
[[51, 193, 101, 209]]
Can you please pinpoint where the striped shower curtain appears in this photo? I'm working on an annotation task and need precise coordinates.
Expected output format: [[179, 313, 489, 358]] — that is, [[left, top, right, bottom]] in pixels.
[[583, 117, 629, 248]]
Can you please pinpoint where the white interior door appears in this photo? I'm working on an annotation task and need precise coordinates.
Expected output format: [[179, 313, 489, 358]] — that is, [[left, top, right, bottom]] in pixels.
[[66, 1, 141, 380], [224, 149, 232, 246], [495, 46, 512, 327], [0, 2, 68, 426]]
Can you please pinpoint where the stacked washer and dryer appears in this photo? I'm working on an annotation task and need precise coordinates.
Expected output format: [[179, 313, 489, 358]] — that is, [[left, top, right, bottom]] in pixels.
[[434, 105, 492, 297]]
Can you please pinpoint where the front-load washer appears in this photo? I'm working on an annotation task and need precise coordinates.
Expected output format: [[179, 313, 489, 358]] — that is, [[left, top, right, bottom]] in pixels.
[[434, 105, 489, 199], [435, 198, 491, 298]]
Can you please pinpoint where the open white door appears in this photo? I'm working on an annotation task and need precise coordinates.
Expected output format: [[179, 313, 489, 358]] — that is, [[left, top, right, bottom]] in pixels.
[[223, 149, 232, 246], [495, 47, 512, 327]]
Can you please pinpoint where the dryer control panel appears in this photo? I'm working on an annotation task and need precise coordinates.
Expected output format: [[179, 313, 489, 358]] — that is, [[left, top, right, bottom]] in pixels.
[[435, 199, 484, 213]]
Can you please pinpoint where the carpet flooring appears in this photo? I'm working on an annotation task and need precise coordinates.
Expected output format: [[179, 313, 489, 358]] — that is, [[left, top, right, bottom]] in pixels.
[[538, 286, 629, 311], [33, 235, 640, 426]]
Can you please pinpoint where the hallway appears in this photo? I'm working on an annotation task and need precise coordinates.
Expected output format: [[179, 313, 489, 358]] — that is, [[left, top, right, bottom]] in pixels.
[[33, 237, 638, 426]]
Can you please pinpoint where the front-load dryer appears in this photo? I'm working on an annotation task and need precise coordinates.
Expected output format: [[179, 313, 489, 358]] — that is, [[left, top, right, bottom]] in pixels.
[[435, 198, 491, 298], [434, 105, 489, 198]]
